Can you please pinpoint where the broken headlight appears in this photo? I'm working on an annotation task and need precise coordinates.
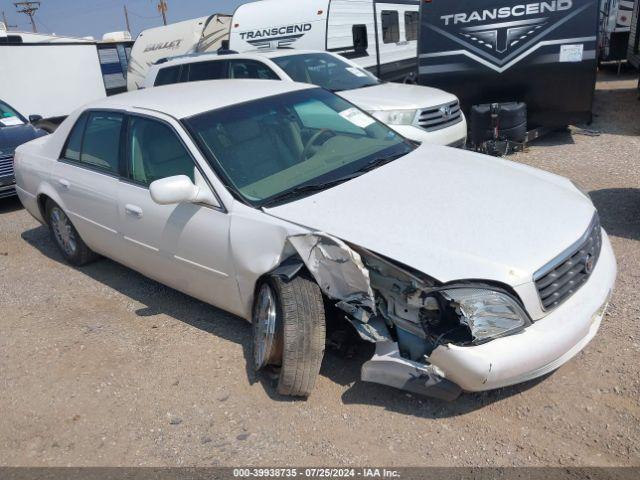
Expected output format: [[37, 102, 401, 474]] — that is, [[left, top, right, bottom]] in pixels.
[[441, 288, 530, 343], [370, 109, 417, 125]]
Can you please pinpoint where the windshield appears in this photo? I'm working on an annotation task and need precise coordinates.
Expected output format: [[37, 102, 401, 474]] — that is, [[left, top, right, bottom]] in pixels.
[[0, 100, 26, 127], [272, 53, 380, 92], [184, 88, 414, 207]]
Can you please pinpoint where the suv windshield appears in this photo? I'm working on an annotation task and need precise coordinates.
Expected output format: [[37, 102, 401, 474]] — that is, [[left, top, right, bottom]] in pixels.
[[272, 53, 380, 92], [184, 88, 413, 207]]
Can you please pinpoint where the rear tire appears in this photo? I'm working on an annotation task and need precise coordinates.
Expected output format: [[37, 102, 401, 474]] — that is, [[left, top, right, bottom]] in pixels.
[[46, 200, 98, 266], [252, 275, 326, 398]]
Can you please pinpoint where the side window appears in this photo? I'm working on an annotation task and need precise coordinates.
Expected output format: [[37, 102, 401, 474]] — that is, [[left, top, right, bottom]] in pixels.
[[227, 60, 279, 80], [381, 11, 400, 44], [187, 60, 227, 82], [127, 116, 195, 187], [78, 112, 124, 174], [62, 113, 88, 161], [405, 11, 419, 41], [154, 65, 181, 86]]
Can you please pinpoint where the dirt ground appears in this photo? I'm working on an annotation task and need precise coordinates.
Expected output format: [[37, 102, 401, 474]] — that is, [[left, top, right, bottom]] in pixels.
[[0, 69, 639, 467]]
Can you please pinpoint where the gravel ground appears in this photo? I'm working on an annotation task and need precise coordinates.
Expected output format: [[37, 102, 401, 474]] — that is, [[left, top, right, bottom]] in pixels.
[[0, 69, 638, 467]]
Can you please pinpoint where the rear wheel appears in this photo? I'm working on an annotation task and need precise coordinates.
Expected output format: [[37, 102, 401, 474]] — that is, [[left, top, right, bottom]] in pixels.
[[46, 200, 98, 266], [252, 275, 326, 397]]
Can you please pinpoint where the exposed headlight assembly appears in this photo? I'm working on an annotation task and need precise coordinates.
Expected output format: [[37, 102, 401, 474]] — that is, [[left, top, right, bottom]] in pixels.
[[370, 109, 417, 125], [441, 288, 531, 343]]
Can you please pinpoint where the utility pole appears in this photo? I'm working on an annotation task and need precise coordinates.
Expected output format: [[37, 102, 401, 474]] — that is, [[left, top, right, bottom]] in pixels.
[[13, 1, 40, 33], [157, 0, 167, 26], [2, 11, 18, 30], [123, 5, 131, 33]]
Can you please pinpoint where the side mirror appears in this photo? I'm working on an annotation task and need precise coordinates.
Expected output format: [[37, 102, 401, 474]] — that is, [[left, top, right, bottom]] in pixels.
[[29, 114, 43, 124], [149, 175, 219, 207]]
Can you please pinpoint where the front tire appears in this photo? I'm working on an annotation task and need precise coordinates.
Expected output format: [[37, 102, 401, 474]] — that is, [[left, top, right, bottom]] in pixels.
[[46, 200, 98, 266], [252, 275, 326, 397]]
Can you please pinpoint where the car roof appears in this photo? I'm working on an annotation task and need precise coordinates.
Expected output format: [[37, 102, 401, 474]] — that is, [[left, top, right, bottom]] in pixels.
[[153, 49, 336, 69], [88, 79, 317, 119]]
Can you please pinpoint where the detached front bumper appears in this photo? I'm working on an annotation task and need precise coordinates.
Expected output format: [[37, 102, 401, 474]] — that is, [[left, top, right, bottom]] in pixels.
[[390, 114, 467, 148], [362, 230, 617, 397]]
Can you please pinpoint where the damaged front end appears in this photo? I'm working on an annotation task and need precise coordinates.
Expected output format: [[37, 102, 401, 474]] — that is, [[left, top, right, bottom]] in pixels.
[[284, 233, 532, 401]]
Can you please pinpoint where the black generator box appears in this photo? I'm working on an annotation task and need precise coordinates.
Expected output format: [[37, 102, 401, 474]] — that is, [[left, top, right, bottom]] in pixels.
[[470, 102, 527, 145], [418, 0, 599, 129]]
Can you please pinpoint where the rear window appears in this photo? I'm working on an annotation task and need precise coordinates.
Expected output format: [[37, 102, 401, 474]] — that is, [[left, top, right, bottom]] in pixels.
[[155, 66, 181, 86], [62, 113, 89, 161], [78, 112, 124, 174]]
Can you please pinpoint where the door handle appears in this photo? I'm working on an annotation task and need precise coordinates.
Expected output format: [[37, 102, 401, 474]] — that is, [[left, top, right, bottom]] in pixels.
[[125, 204, 143, 218], [58, 179, 70, 190]]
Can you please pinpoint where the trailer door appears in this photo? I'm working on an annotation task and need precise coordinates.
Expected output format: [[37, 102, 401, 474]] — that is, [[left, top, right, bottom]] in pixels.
[[374, 1, 419, 81], [326, 0, 377, 70]]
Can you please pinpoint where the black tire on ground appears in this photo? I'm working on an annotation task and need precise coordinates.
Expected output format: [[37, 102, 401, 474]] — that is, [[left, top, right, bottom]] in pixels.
[[45, 199, 99, 266], [253, 275, 326, 398]]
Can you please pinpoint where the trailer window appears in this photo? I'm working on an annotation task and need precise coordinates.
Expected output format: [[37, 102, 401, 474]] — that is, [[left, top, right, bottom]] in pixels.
[[353, 25, 368, 53], [187, 60, 227, 82], [155, 66, 181, 86], [405, 11, 419, 41], [381, 11, 399, 44]]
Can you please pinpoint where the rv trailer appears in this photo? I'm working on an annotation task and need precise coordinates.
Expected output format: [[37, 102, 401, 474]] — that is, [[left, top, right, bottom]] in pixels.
[[229, 0, 420, 83], [599, 0, 638, 62], [127, 14, 231, 90], [418, 0, 600, 132]]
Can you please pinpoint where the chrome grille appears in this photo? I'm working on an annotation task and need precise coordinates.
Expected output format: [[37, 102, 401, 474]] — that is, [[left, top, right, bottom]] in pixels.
[[534, 215, 603, 311], [0, 154, 14, 178], [416, 100, 463, 132]]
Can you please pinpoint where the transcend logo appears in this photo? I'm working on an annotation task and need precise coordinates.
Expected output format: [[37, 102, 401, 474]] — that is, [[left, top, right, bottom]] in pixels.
[[143, 39, 182, 53], [440, 0, 573, 25], [239, 23, 312, 40]]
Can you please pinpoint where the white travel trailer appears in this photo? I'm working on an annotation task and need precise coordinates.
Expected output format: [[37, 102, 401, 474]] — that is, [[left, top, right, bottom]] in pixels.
[[229, 0, 420, 83], [0, 29, 107, 130], [127, 14, 231, 90], [0, 26, 134, 130]]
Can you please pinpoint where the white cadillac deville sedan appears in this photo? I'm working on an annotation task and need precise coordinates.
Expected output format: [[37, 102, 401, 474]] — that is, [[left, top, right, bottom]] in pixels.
[[14, 80, 616, 401]]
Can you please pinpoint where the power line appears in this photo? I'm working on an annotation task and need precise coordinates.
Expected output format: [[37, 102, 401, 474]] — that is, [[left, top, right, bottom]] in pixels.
[[13, 1, 40, 33]]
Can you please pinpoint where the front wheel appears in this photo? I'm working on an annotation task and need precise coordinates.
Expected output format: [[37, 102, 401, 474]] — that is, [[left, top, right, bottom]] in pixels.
[[252, 275, 326, 397]]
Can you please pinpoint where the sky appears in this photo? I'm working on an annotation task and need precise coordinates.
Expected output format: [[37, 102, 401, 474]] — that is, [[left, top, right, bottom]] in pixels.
[[0, 0, 250, 39]]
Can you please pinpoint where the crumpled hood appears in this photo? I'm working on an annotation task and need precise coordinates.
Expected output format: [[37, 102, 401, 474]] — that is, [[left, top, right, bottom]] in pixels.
[[265, 145, 596, 287], [337, 83, 457, 112], [0, 124, 46, 157]]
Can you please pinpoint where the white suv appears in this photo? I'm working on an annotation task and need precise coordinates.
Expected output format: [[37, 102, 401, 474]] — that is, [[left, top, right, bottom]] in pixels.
[[143, 50, 467, 148]]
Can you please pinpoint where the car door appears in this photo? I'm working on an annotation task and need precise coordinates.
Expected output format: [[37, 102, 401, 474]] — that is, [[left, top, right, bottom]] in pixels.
[[51, 110, 128, 260], [117, 112, 241, 312]]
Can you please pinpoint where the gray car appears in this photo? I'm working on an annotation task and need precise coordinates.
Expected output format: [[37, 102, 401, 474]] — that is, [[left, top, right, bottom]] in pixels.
[[0, 100, 47, 199]]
